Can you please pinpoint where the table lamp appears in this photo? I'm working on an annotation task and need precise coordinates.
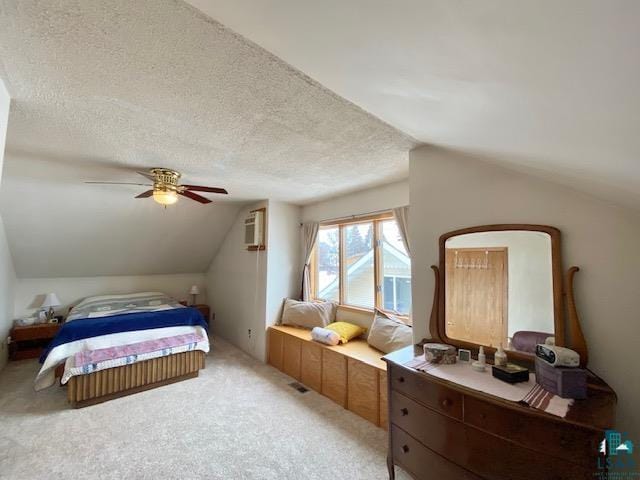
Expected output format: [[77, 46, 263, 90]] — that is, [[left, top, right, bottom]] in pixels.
[[41, 293, 61, 322], [189, 285, 200, 306]]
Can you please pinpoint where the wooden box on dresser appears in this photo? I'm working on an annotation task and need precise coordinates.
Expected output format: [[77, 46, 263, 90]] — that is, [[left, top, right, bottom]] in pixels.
[[384, 345, 616, 480]]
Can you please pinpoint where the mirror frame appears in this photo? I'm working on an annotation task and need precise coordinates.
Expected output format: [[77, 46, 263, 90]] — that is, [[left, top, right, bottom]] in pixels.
[[434, 224, 565, 364]]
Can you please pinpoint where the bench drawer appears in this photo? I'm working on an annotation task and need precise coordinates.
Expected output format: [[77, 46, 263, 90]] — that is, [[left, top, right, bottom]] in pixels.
[[347, 358, 379, 424], [322, 348, 347, 407], [379, 370, 388, 429], [300, 341, 322, 392], [389, 365, 462, 420], [282, 335, 301, 380], [268, 328, 284, 371]]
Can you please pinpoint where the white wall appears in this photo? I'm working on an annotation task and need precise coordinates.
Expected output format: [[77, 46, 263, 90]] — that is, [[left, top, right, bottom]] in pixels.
[[302, 180, 408, 222], [206, 202, 269, 360], [410, 145, 640, 439], [265, 200, 302, 330], [14, 273, 207, 318], [0, 79, 16, 371], [447, 231, 554, 338], [207, 200, 303, 362], [0, 217, 16, 371]]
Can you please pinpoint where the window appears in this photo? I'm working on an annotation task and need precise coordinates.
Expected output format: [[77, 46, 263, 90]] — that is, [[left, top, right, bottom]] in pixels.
[[316, 226, 339, 303], [312, 214, 411, 318]]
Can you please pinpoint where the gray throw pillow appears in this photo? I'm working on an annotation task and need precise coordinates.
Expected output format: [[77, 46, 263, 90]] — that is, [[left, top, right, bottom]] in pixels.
[[367, 309, 413, 354], [280, 298, 337, 329]]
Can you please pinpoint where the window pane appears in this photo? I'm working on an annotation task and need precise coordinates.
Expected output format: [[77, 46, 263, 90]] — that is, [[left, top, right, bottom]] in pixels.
[[380, 220, 412, 315], [317, 226, 339, 302], [383, 276, 395, 311], [344, 223, 374, 308]]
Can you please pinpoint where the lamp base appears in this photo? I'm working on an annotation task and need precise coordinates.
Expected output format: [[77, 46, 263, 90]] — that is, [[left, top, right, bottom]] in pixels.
[[190, 294, 197, 306]]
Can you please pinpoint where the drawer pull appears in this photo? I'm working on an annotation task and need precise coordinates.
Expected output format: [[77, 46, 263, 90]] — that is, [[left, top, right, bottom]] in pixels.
[[441, 398, 453, 408], [398, 376, 405, 383], [400, 407, 409, 416], [401, 445, 410, 454]]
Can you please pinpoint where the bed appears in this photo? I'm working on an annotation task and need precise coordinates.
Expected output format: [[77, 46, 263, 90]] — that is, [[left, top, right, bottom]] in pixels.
[[36, 292, 210, 408]]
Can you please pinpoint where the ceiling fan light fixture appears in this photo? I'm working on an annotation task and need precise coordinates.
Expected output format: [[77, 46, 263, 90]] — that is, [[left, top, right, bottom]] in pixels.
[[153, 189, 178, 206]]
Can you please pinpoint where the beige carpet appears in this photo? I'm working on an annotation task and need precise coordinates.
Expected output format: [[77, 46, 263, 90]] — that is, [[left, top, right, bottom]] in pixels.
[[0, 337, 409, 480]]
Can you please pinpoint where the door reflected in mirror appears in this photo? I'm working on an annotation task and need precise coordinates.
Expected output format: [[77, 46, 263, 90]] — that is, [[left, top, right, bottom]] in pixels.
[[444, 230, 555, 354]]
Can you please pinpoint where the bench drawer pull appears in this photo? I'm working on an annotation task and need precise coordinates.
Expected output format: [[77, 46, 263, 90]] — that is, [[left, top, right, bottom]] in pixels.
[[401, 407, 409, 416]]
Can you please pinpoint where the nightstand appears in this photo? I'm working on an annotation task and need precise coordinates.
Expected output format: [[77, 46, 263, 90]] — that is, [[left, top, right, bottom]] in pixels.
[[9, 323, 61, 360], [193, 304, 211, 327]]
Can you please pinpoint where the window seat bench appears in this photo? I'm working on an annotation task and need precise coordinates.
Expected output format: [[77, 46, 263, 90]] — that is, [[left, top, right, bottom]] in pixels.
[[268, 325, 388, 428]]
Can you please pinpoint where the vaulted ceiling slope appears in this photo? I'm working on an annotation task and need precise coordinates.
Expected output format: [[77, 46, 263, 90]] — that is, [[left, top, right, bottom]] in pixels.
[[189, 0, 640, 211], [0, 0, 414, 278]]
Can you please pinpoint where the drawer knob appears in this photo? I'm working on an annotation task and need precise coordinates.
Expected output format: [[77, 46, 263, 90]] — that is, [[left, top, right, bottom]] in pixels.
[[398, 376, 405, 383], [441, 398, 453, 408], [400, 408, 409, 416], [401, 445, 410, 454]]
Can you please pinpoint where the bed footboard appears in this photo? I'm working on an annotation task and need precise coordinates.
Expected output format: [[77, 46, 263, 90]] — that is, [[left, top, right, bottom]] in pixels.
[[67, 350, 205, 408]]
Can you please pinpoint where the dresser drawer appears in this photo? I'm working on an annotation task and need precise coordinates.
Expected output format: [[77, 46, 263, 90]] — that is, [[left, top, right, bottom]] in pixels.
[[389, 365, 462, 419], [391, 392, 590, 480], [462, 425, 592, 480], [390, 391, 467, 466], [464, 395, 601, 467], [391, 426, 481, 480]]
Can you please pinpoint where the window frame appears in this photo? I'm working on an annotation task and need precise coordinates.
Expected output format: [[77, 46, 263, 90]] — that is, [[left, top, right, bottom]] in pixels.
[[311, 212, 411, 320]]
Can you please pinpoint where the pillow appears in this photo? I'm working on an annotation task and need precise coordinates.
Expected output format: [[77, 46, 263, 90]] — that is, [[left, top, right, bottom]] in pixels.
[[325, 321, 366, 344], [280, 299, 336, 329], [311, 327, 341, 346], [367, 310, 413, 354]]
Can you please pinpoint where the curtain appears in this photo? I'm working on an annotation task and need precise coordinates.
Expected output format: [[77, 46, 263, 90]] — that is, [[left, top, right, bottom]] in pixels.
[[393, 206, 411, 256], [301, 222, 320, 301]]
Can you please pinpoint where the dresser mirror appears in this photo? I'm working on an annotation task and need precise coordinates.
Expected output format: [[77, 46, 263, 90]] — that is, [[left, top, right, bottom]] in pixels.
[[430, 224, 588, 365]]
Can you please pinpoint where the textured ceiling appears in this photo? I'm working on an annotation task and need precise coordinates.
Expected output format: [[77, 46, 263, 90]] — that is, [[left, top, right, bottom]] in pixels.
[[0, 0, 414, 277], [188, 0, 640, 211]]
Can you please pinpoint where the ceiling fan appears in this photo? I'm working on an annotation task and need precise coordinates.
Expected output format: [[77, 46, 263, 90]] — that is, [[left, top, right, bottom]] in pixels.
[[86, 168, 228, 206]]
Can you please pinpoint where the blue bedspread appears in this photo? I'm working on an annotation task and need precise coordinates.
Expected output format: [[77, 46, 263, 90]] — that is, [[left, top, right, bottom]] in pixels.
[[40, 307, 208, 363]]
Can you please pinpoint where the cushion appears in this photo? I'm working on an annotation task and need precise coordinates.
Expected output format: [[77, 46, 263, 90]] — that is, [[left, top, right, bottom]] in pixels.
[[325, 321, 366, 344], [280, 299, 336, 329], [367, 310, 413, 354], [311, 327, 341, 346], [511, 331, 555, 354]]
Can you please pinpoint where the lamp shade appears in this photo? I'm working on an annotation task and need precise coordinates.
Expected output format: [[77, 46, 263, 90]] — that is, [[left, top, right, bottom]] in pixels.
[[189, 285, 200, 295], [41, 293, 61, 309]]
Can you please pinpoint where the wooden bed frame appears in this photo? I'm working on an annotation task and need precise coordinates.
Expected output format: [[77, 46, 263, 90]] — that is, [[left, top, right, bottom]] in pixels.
[[66, 350, 205, 408]]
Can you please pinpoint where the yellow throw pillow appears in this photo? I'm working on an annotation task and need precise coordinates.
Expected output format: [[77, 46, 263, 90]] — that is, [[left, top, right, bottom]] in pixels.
[[325, 322, 366, 344]]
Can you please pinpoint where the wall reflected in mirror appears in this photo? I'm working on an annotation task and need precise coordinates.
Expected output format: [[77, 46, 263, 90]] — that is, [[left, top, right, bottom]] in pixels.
[[444, 230, 555, 354]]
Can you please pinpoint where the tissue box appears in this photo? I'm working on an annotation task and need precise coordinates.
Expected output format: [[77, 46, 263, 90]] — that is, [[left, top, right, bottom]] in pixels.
[[534, 357, 587, 399]]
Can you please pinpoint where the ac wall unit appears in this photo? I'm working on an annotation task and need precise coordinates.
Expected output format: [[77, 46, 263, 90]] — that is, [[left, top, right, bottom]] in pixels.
[[244, 210, 264, 247]]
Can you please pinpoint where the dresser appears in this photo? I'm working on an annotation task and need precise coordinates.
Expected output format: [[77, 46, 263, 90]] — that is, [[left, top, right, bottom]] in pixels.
[[384, 345, 616, 480]]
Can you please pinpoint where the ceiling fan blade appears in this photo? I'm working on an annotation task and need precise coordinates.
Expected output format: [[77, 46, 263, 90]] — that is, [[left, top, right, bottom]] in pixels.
[[135, 190, 154, 198], [85, 181, 153, 186], [137, 171, 156, 181], [179, 190, 212, 204], [181, 185, 228, 194]]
